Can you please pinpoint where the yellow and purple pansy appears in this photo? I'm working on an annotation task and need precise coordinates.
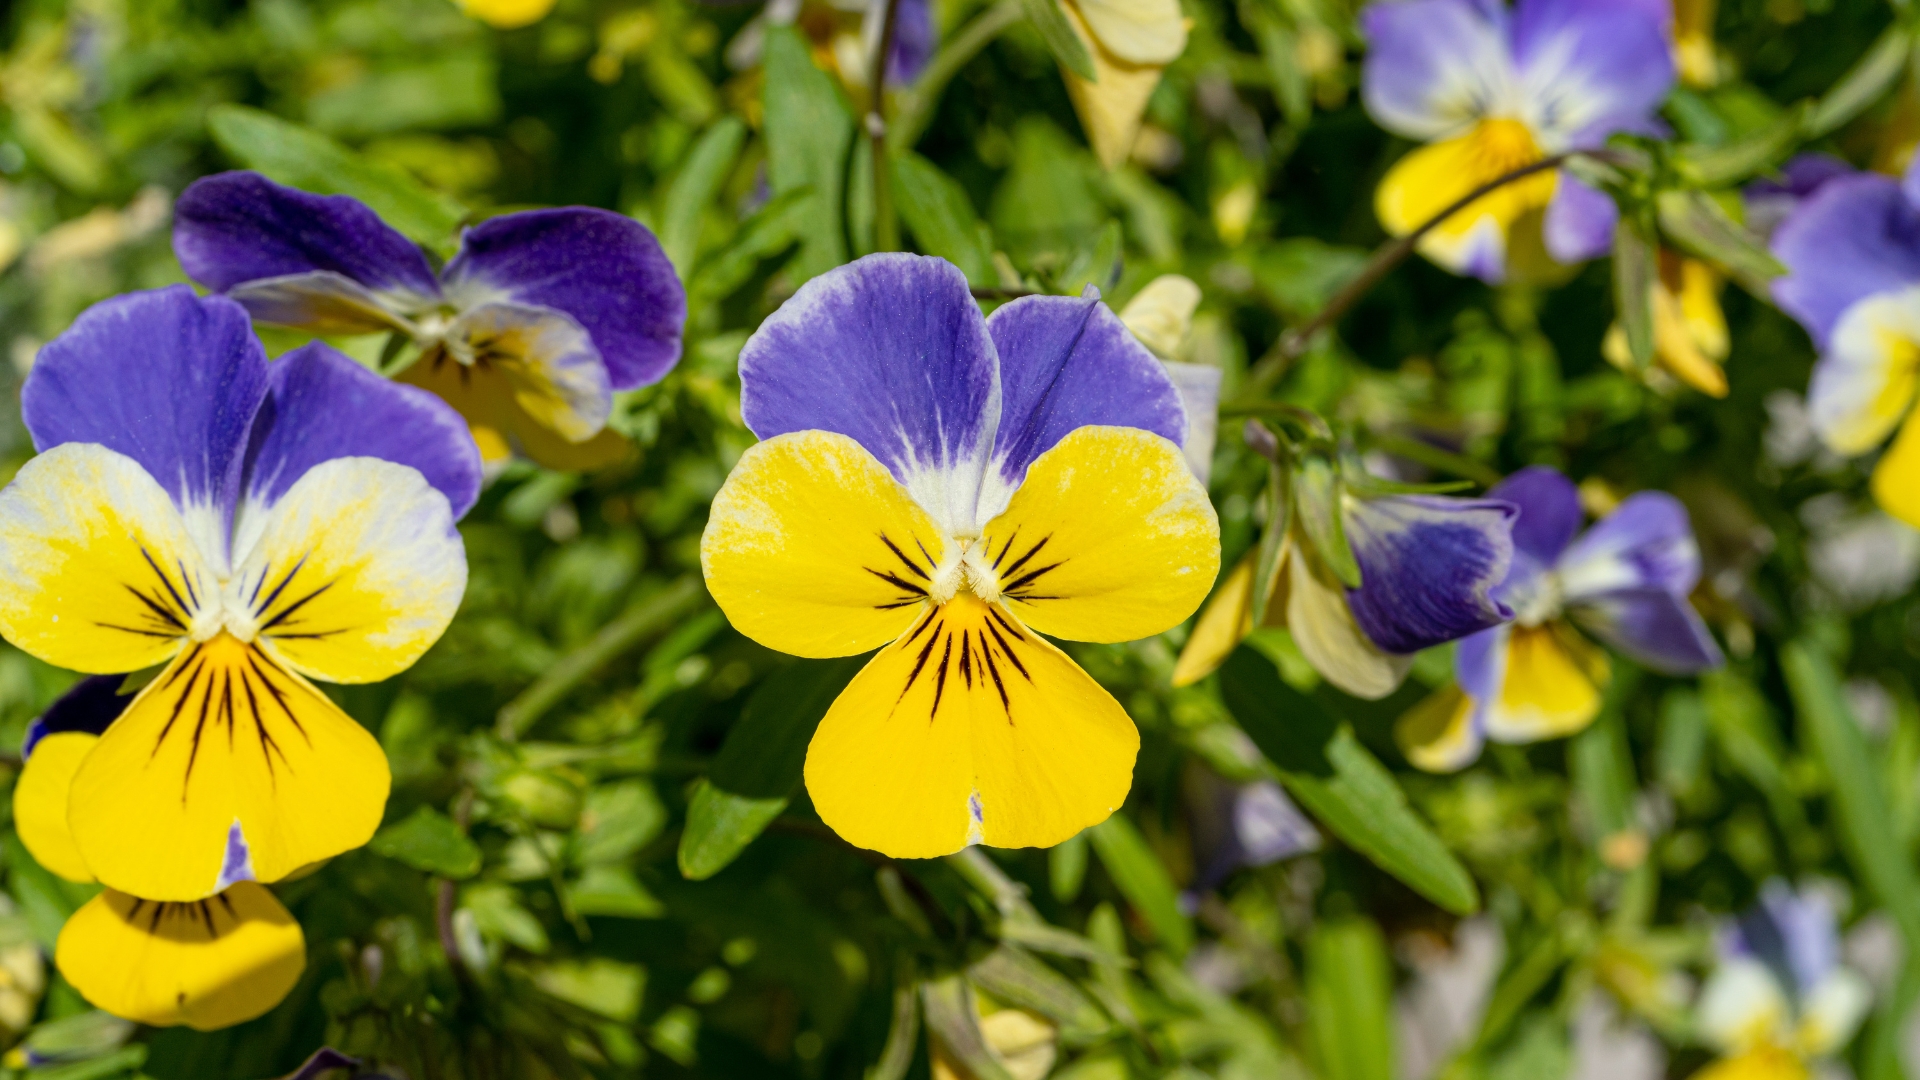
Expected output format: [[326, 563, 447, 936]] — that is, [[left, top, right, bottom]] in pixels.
[[700, 253, 1220, 860], [1690, 881, 1871, 1080], [1361, 0, 1675, 281], [1175, 454, 1518, 700], [172, 171, 686, 469], [1769, 153, 1920, 529], [0, 286, 478, 903], [1400, 466, 1722, 771], [13, 678, 305, 1031]]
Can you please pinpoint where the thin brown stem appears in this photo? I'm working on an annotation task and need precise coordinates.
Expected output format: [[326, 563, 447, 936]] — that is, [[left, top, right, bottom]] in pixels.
[[1271, 152, 1579, 364]]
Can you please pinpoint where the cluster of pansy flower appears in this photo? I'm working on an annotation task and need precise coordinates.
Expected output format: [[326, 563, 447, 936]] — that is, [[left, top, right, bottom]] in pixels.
[[700, 253, 1221, 859], [1691, 881, 1872, 1080], [0, 287, 482, 1028], [1768, 151, 1920, 531], [1360, 0, 1674, 282], [172, 171, 687, 472], [1173, 431, 1519, 700], [1396, 467, 1723, 770]]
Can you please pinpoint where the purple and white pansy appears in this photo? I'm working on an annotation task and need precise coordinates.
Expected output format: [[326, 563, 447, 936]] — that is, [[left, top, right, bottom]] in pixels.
[[1696, 880, 1872, 1068], [1402, 466, 1722, 771], [1361, 0, 1674, 281], [172, 170, 686, 469]]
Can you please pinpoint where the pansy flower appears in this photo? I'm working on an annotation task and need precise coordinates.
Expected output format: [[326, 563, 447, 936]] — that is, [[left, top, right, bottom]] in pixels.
[[12, 676, 304, 1030], [1399, 466, 1722, 772], [0, 286, 478, 901], [1743, 154, 1852, 241], [1173, 450, 1517, 700], [1770, 153, 1920, 529], [1691, 881, 1871, 1080], [700, 254, 1219, 859], [1361, 0, 1675, 281], [722, 0, 938, 99], [454, 0, 558, 28], [1602, 250, 1730, 397], [173, 171, 686, 470]]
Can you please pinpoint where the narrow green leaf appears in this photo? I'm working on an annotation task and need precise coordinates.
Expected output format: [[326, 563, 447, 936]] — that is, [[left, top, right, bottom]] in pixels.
[[1675, 101, 1811, 186], [1805, 25, 1912, 138], [1088, 814, 1194, 956], [660, 116, 747, 277], [687, 187, 811, 303], [1294, 454, 1359, 588], [1019, 0, 1096, 81], [1306, 918, 1394, 1080], [1611, 220, 1656, 370], [894, 151, 996, 284], [569, 864, 666, 919], [1568, 671, 1639, 843], [968, 944, 1113, 1043], [762, 26, 855, 283], [206, 104, 466, 250], [1784, 642, 1920, 948], [32, 1045, 148, 1080], [1049, 828, 1089, 901], [1655, 189, 1785, 288], [371, 806, 482, 879], [1248, 458, 1290, 625], [677, 658, 862, 880], [867, 966, 921, 1080], [922, 975, 1017, 1080], [1221, 648, 1480, 914]]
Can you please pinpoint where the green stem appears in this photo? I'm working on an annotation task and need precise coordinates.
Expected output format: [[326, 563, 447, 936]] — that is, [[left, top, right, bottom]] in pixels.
[[870, 0, 905, 252], [495, 576, 707, 740], [888, 0, 1024, 152]]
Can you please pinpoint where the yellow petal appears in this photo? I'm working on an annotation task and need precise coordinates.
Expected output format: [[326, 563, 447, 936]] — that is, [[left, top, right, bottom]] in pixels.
[[804, 595, 1138, 858], [67, 633, 390, 901], [1688, 1048, 1809, 1080], [56, 883, 305, 1031], [1060, 1, 1167, 170], [0, 443, 204, 674], [703, 430, 951, 658], [455, 0, 557, 28], [1480, 624, 1608, 743], [1170, 556, 1255, 687], [1283, 539, 1410, 699], [1118, 274, 1202, 360], [402, 350, 622, 471], [13, 733, 97, 883], [231, 457, 466, 685], [1375, 121, 1559, 278], [1872, 408, 1920, 529], [986, 427, 1219, 643], [1396, 686, 1483, 773], [1069, 0, 1187, 65]]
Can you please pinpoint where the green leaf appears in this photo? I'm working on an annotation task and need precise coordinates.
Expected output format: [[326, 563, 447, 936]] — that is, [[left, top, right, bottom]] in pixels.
[[921, 975, 1016, 1080], [32, 1045, 148, 1080], [660, 117, 747, 277], [1611, 219, 1656, 370], [1088, 814, 1194, 956], [1655, 189, 1785, 289], [894, 151, 996, 284], [762, 26, 856, 283], [1305, 918, 1394, 1080], [577, 781, 668, 864], [1675, 101, 1811, 186], [370, 806, 483, 879], [206, 104, 467, 250], [677, 658, 862, 880], [1221, 648, 1480, 914], [462, 881, 550, 953], [1049, 829, 1089, 901], [1805, 25, 1912, 138], [1249, 457, 1291, 625], [569, 864, 666, 919], [305, 50, 501, 138], [1568, 671, 1640, 843], [1294, 454, 1359, 588], [1784, 642, 1920, 948], [967, 945, 1112, 1044], [1019, 0, 1096, 80], [687, 188, 811, 303], [532, 958, 647, 1023]]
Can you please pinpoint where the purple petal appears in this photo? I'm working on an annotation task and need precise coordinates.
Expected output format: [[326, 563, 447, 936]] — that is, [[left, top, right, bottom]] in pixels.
[[441, 208, 686, 391], [242, 343, 482, 519], [173, 171, 440, 302], [22, 675, 130, 760], [1454, 623, 1508, 703], [1162, 361, 1223, 484], [1488, 465, 1584, 568], [981, 292, 1186, 514], [1232, 781, 1321, 865], [1739, 880, 1840, 995], [1360, 0, 1513, 141], [1773, 172, 1920, 348], [23, 287, 267, 517], [1344, 494, 1518, 654], [1568, 588, 1722, 673], [1746, 155, 1856, 241], [1511, 0, 1674, 147], [888, 0, 937, 84], [739, 253, 998, 533], [1557, 491, 1701, 598], [1544, 174, 1617, 263]]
